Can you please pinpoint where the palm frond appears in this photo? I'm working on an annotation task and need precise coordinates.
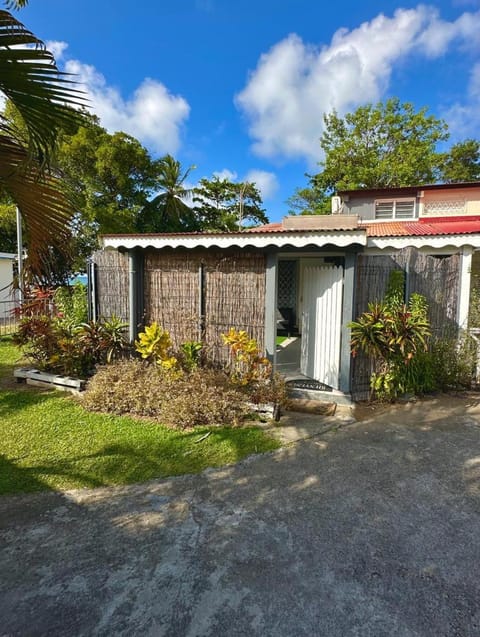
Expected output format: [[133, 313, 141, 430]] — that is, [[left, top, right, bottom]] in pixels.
[[0, 133, 73, 279], [4, 1, 29, 9], [0, 10, 86, 163]]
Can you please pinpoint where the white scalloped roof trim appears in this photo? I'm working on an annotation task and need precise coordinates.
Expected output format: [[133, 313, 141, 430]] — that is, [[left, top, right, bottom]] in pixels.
[[102, 231, 368, 251]]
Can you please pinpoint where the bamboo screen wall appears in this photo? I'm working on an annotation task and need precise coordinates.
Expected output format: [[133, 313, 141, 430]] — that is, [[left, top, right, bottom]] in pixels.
[[92, 249, 129, 322], [204, 252, 266, 363], [144, 249, 266, 364], [351, 248, 460, 400]]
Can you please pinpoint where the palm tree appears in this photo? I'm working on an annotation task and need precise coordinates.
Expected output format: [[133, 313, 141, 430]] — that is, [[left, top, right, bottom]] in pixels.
[[137, 154, 198, 232], [0, 1, 86, 281]]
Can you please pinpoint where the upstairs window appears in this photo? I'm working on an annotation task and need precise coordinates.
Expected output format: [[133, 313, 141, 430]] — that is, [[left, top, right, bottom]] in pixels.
[[375, 198, 416, 220]]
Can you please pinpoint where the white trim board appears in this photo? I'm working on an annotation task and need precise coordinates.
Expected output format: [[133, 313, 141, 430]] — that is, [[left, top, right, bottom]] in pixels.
[[102, 231, 367, 251], [367, 234, 480, 251]]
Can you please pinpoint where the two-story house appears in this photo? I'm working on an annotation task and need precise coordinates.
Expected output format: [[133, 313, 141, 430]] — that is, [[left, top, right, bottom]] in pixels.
[[96, 182, 480, 402]]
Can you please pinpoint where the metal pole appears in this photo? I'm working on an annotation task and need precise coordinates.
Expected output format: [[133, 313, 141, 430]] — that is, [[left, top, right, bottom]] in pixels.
[[198, 263, 205, 342], [128, 250, 137, 343], [16, 206, 23, 304]]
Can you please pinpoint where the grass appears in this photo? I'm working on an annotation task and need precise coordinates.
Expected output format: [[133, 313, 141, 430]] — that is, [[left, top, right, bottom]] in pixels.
[[0, 338, 280, 495]]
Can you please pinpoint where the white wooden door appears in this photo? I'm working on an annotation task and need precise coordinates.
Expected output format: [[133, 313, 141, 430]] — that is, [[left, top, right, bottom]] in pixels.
[[300, 265, 343, 389]]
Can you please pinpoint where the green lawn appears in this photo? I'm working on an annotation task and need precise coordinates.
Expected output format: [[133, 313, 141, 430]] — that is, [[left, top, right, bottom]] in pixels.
[[0, 338, 280, 495]]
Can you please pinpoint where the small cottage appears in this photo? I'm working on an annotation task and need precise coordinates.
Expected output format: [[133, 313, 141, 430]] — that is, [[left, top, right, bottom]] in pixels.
[[93, 181, 480, 402]]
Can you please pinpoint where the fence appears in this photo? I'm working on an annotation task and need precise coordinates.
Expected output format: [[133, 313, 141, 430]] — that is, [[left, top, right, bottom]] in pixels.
[[0, 294, 56, 336], [93, 248, 267, 365], [91, 250, 129, 323], [350, 248, 461, 401]]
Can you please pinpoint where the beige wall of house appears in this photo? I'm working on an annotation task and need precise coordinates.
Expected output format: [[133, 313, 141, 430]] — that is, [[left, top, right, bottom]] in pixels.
[[419, 187, 480, 217]]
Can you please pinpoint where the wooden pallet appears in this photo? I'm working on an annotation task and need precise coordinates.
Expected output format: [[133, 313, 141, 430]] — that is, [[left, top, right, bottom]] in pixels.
[[14, 367, 85, 393]]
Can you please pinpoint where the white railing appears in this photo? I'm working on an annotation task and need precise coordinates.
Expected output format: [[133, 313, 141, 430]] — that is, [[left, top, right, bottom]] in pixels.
[[0, 299, 19, 335]]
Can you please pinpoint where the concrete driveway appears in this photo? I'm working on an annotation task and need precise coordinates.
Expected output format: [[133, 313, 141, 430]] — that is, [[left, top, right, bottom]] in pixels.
[[1, 395, 480, 636]]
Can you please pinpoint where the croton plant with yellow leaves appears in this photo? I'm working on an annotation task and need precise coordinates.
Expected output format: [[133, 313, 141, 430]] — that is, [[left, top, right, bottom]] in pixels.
[[134, 322, 178, 371], [221, 328, 272, 385]]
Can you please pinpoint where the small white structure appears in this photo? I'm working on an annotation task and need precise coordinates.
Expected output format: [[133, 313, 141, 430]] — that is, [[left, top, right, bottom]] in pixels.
[[0, 252, 17, 322]]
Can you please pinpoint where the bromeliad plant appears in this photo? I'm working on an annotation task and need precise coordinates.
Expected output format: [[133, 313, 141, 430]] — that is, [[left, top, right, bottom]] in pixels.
[[349, 272, 431, 400]]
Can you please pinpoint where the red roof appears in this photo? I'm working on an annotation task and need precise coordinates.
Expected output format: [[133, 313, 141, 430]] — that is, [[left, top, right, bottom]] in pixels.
[[101, 216, 480, 241], [364, 217, 480, 237], [246, 222, 283, 232], [249, 216, 480, 238]]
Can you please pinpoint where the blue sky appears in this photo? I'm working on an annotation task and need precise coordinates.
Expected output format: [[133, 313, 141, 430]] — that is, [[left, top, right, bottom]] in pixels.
[[18, 0, 480, 222]]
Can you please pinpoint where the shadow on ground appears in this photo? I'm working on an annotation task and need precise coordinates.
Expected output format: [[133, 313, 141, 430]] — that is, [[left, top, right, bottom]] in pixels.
[[1, 396, 480, 636]]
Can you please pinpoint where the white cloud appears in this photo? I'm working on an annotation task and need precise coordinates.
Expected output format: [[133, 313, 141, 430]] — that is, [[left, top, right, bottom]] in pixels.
[[417, 9, 480, 57], [46, 40, 68, 61], [244, 169, 278, 200], [235, 6, 480, 163], [212, 167, 277, 200], [442, 62, 480, 139], [213, 168, 238, 181], [45, 41, 190, 155]]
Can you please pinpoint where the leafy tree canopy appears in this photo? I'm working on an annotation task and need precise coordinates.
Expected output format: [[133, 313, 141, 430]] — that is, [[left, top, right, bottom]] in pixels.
[[192, 177, 268, 231], [289, 98, 480, 215], [0, 201, 17, 253], [439, 139, 480, 184], [318, 98, 448, 191], [286, 183, 330, 216]]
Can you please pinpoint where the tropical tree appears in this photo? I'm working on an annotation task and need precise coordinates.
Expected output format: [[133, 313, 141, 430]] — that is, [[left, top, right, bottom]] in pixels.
[[439, 140, 480, 183], [289, 98, 480, 214], [286, 183, 330, 216], [192, 176, 268, 230], [57, 117, 158, 234], [0, 200, 17, 252], [137, 154, 197, 232], [317, 98, 448, 191], [0, 1, 86, 281]]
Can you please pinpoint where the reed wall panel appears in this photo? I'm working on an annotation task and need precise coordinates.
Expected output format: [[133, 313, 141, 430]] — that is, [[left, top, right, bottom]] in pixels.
[[144, 250, 200, 346], [143, 249, 266, 363], [204, 252, 266, 364], [92, 249, 129, 322], [351, 249, 460, 401]]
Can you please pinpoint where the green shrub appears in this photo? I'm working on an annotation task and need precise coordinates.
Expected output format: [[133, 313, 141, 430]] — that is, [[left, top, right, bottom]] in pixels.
[[83, 361, 251, 428], [13, 314, 129, 378], [54, 283, 88, 324], [179, 340, 203, 371], [428, 335, 476, 390]]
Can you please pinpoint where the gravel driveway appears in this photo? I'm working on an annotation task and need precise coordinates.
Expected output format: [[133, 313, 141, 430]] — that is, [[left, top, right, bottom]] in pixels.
[[1, 395, 480, 636]]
